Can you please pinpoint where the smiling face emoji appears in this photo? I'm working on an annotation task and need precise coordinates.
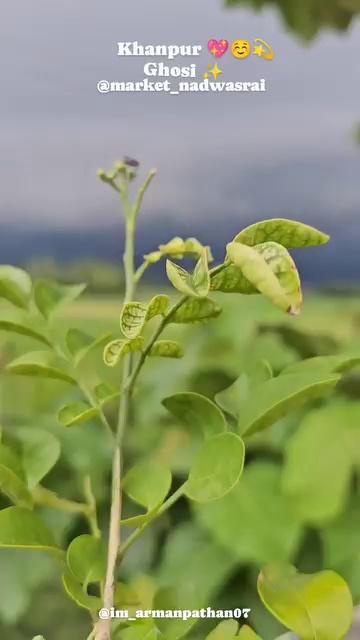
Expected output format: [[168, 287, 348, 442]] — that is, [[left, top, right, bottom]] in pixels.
[[231, 39, 251, 59]]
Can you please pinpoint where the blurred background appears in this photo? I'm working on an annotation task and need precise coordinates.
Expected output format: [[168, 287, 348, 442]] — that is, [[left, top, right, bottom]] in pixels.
[[1, 1, 360, 639]]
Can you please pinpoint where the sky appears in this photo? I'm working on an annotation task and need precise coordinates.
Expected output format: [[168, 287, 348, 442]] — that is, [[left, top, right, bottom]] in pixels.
[[1, 0, 360, 280]]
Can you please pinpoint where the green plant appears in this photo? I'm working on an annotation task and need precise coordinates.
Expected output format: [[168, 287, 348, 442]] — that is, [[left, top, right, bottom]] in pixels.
[[0, 160, 355, 640]]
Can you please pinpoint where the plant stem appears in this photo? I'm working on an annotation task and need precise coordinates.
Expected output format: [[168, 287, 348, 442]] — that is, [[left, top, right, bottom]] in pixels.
[[97, 198, 137, 640], [33, 485, 89, 515], [118, 484, 186, 559]]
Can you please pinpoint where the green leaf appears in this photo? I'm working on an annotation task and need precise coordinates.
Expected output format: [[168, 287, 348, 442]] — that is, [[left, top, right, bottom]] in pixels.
[[32, 636, 46, 640], [119, 621, 158, 640], [62, 569, 101, 611], [0, 310, 50, 345], [226, 243, 296, 314], [103, 336, 143, 367], [206, 620, 239, 639], [120, 294, 169, 339], [149, 340, 184, 358], [94, 382, 119, 405], [166, 250, 210, 298], [0, 266, 32, 309], [66, 329, 112, 366], [162, 392, 227, 438], [153, 584, 202, 640], [67, 535, 106, 584], [215, 375, 249, 419], [17, 428, 61, 489], [34, 280, 86, 319], [6, 351, 77, 385], [237, 372, 340, 436], [322, 500, 360, 568], [283, 402, 360, 524], [185, 433, 245, 503], [237, 626, 262, 639], [58, 402, 98, 428], [195, 463, 303, 565], [282, 352, 360, 376], [215, 362, 272, 419], [233, 218, 330, 248], [258, 564, 353, 640], [0, 444, 33, 509], [0, 506, 61, 554], [171, 298, 222, 323], [122, 460, 172, 526]]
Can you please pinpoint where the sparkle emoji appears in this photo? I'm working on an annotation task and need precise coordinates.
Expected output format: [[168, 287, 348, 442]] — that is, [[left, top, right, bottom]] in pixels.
[[231, 39, 252, 60], [203, 63, 223, 80], [253, 38, 274, 60]]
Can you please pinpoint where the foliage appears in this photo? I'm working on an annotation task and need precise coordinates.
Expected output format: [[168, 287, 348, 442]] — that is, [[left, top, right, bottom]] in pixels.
[[0, 159, 357, 640]]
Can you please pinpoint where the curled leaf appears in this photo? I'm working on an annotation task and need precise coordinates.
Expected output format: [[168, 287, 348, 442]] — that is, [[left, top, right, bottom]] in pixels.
[[94, 382, 119, 405], [67, 535, 106, 584], [149, 340, 184, 358], [144, 236, 213, 264], [120, 294, 169, 339], [62, 570, 101, 611], [0, 266, 32, 309], [103, 336, 143, 367], [58, 402, 98, 428], [233, 218, 330, 248], [226, 242, 297, 315], [166, 250, 210, 298]]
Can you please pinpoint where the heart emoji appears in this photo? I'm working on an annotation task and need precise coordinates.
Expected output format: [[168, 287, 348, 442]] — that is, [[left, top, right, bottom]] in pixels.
[[208, 39, 229, 58]]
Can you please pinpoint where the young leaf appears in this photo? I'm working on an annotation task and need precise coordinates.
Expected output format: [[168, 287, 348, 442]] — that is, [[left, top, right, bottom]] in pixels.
[[120, 294, 169, 339], [166, 250, 210, 298], [122, 460, 172, 526], [144, 236, 213, 264], [233, 218, 330, 248], [162, 392, 227, 438], [62, 570, 101, 611], [0, 444, 33, 509], [103, 336, 143, 367], [171, 298, 222, 324], [149, 340, 184, 358], [206, 620, 239, 639], [211, 263, 257, 295], [0, 310, 51, 346], [66, 328, 112, 366], [6, 351, 77, 385], [185, 433, 245, 503], [34, 280, 86, 319], [119, 620, 159, 640], [237, 372, 340, 436], [226, 243, 294, 314], [0, 266, 32, 309], [237, 626, 262, 639], [58, 402, 98, 428], [17, 428, 61, 489], [67, 535, 106, 584], [258, 564, 353, 640], [0, 506, 61, 555]]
